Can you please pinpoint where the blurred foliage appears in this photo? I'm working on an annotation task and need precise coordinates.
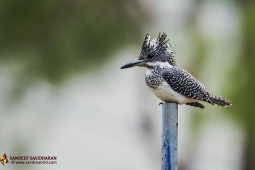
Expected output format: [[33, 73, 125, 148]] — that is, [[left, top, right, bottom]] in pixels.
[[0, 0, 146, 83], [228, 2, 255, 170], [182, 1, 255, 169]]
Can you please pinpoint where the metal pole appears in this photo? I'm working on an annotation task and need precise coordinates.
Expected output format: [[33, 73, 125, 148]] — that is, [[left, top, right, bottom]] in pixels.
[[162, 103, 178, 170]]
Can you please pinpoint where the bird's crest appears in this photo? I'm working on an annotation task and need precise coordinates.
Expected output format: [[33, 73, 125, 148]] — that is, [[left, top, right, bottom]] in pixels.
[[140, 32, 176, 66]]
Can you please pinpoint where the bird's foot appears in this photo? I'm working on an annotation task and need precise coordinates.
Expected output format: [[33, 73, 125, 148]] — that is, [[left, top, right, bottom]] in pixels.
[[159, 102, 179, 106], [158, 102, 164, 106]]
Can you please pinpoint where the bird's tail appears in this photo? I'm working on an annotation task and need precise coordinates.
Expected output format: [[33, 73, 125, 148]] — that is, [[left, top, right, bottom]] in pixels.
[[209, 95, 232, 107]]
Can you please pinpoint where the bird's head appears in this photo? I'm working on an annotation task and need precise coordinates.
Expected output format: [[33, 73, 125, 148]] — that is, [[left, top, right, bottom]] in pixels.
[[120, 32, 176, 69]]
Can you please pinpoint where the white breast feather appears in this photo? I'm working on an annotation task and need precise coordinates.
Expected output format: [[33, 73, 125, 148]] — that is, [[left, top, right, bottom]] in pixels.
[[151, 81, 190, 104]]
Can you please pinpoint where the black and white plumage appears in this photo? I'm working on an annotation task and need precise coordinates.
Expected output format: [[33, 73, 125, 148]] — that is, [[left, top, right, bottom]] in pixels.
[[120, 32, 232, 109]]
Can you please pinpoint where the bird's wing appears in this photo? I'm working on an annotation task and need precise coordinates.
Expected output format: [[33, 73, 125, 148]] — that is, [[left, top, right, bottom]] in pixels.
[[162, 67, 213, 104]]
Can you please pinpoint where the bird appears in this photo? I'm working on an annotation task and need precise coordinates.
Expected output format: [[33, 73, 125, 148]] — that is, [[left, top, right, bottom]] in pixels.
[[120, 32, 232, 109]]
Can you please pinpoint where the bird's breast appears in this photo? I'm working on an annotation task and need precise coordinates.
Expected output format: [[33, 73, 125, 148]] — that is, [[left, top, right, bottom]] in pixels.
[[151, 81, 190, 103], [145, 69, 164, 90], [145, 69, 192, 104]]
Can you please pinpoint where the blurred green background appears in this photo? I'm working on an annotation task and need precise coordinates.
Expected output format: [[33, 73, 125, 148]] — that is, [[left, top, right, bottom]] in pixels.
[[0, 0, 254, 170]]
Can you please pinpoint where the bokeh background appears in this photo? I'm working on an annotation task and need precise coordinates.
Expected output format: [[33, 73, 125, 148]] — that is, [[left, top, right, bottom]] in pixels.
[[0, 0, 254, 170]]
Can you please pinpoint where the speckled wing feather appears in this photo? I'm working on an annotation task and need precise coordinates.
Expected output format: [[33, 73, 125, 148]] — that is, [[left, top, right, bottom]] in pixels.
[[162, 67, 214, 104]]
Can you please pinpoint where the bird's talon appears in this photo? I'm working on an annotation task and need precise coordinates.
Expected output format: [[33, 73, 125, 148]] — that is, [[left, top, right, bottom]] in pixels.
[[159, 102, 164, 106]]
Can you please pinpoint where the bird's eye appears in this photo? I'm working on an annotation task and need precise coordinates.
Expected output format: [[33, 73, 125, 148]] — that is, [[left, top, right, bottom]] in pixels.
[[147, 54, 154, 59]]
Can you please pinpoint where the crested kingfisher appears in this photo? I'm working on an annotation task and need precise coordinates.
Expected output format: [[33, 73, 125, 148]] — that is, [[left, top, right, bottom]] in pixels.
[[120, 33, 231, 109]]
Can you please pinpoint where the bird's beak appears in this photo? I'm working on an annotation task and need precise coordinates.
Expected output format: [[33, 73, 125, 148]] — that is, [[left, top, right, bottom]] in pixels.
[[120, 59, 143, 69]]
